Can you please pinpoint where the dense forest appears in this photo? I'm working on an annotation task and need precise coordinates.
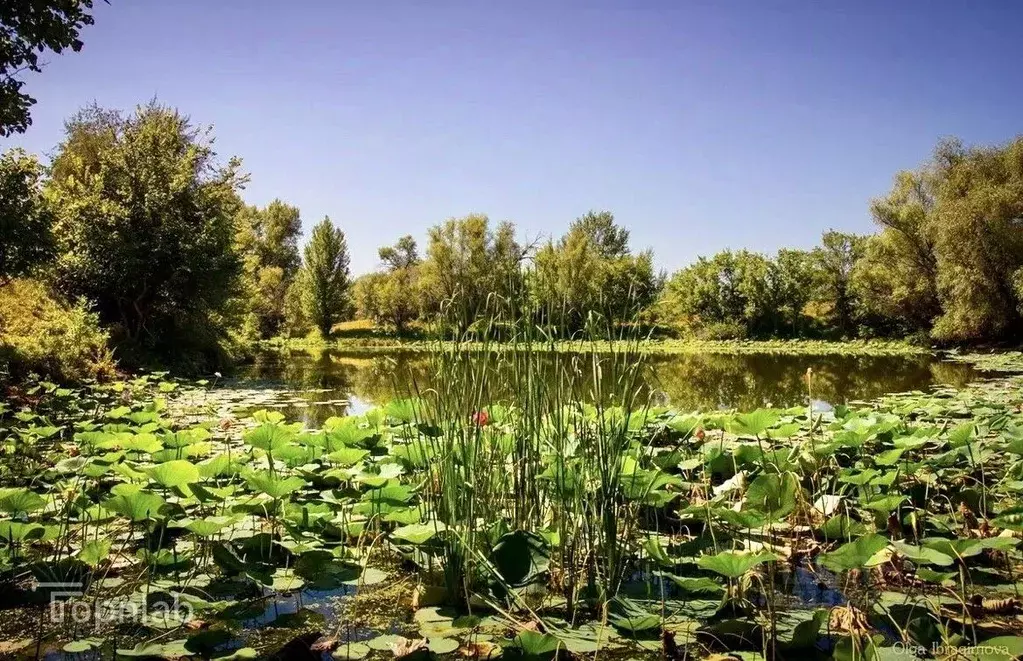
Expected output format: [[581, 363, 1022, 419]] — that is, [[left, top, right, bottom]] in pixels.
[[2, 3, 1023, 381]]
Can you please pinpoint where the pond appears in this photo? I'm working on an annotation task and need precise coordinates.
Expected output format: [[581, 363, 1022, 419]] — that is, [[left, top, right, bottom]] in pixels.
[[235, 347, 980, 426]]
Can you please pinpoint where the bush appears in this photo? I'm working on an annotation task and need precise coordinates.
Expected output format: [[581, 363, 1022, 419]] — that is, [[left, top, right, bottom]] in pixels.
[[0, 279, 114, 382]]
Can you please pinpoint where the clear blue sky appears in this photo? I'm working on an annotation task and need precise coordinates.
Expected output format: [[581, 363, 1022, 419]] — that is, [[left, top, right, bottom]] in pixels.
[[5, 1, 1021, 275]]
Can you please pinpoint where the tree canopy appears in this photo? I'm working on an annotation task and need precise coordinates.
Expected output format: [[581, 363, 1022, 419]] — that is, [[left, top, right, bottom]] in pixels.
[[0, 0, 97, 136]]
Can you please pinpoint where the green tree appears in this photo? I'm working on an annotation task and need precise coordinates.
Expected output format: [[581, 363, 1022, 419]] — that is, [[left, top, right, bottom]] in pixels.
[[378, 234, 418, 270], [854, 136, 1023, 342], [927, 138, 1023, 341], [419, 214, 524, 332], [771, 248, 816, 336], [0, 148, 53, 282], [1, 0, 97, 136], [236, 199, 303, 337], [811, 231, 865, 336], [852, 170, 940, 335], [282, 267, 311, 337], [302, 216, 350, 338], [46, 103, 244, 363], [532, 211, 657, 333], [571, 210, 630, 259]]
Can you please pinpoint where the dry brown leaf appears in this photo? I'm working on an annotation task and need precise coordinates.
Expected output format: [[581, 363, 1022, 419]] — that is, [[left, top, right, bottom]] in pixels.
[[391, 637, 427, 658]]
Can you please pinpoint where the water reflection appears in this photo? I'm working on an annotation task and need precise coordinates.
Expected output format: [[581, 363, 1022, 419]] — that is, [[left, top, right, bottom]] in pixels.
[[236, 348, 977, 426]]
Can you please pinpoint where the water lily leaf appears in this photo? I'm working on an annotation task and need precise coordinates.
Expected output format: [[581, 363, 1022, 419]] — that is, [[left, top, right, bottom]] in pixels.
[[968, 636, 1023, 661], [78, 539, 112, 567], [658, 573, 725, 597], [428, 638, 459, 654], [697, 550, 780, 578], [64, 638, 102, 653], [332, 642, 371, 660], [947, 422, 975, 448], [392, 521, 447, 545], [728, 409, 781, 437], [511, 630, 562, 659], [490, 530, 549, 587], [146, 459, 200, 488], [244, 471, 305, 499], [103, 489, 167, 522], [116, 639, 191, 658], [819, 534, 889, 572], [891, 540, 954, 567], [244, 423, 295, 453], [743, 472, 799, 520], [327, 447, 370, 466], [0, 520, 45, 542], [0, 487, 46, 514]]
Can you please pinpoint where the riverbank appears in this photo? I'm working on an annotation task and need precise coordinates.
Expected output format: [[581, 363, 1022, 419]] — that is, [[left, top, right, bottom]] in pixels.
[[264, 335, 934, 357]]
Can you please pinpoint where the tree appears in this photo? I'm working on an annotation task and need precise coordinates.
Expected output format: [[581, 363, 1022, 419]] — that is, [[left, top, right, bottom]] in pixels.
[[378, 234, 418, 270], [927, 138, 1023, 341], [302, 216, 350, 338], [0, 148, 53, 282], [46, 103, 244, 362], [419, 214, 525, 332], [853, 136, 1023, 342], [1, 0, 97, 136], [570, 210, 630, 259], [532, 211, 658, 333], [236, 199, 303, 337], [811, 231, 865, 336], [771, 248, 816, 336]]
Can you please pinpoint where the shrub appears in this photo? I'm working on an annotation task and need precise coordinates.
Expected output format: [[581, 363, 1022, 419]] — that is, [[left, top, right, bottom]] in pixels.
[[0, 279, 114, 382]]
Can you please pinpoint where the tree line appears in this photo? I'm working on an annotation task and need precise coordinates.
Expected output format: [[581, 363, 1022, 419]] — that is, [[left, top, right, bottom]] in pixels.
[[2, 101, 1022, 377]]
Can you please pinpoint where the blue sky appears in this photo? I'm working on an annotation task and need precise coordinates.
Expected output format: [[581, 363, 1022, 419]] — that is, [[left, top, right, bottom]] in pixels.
[[5, 1, 1021, 275]]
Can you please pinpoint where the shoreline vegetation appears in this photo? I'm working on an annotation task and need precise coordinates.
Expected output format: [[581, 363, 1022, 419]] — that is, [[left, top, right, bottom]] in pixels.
[[263, 334, 937, 357], [3, 111, 1023, 382]]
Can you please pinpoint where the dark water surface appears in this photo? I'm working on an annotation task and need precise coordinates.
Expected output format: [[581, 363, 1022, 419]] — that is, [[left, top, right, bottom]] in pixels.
[[236, 348, 978, 423]]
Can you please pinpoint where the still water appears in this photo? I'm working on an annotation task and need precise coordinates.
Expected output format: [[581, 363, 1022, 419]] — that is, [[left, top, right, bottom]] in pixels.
[[234, 348, 978, 424]]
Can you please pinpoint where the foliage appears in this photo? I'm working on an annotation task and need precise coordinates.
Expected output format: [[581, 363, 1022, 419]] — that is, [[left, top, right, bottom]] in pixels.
[[45, 103, 245, 369], [418, 214, 525, 334], [811, 230, 866, 336], [531, 210, 658, 333], [235, 199, 303, 339], [0, 149, 53, 281], [856, 136, 1023, 343], [3, 346, 1023, 657], [0, 0, 97, 136], [0, 278, 113, 381], [302, 216, 351, 338]]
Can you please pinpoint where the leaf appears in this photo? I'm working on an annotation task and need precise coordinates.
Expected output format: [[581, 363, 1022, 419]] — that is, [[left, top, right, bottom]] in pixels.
[[244, 471, 305, 499], [146, 459, 200, 488], [511, 630, 562, 659], [332, 642, 371, 660], [819, 534, 889, 572], [392, 521, 447, 545], [244, 423, 295, 453], [64, 638, 102, 653], [658, 573, 725, 597], [728, 409, 781, 437], [696, 550, 780, 578], [743, 471, 799, 520], [490, 530, 550, 587], [0, 487, 45, 514], [103, 488, 167, 522], [968, 636, 1023, 661], [891, 540, 954, 567], [79, 539, 112, 567]]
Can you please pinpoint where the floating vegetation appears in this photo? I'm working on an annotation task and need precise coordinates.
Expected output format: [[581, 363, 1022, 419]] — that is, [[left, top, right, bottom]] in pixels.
[[3, 348, 1023, 659]]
